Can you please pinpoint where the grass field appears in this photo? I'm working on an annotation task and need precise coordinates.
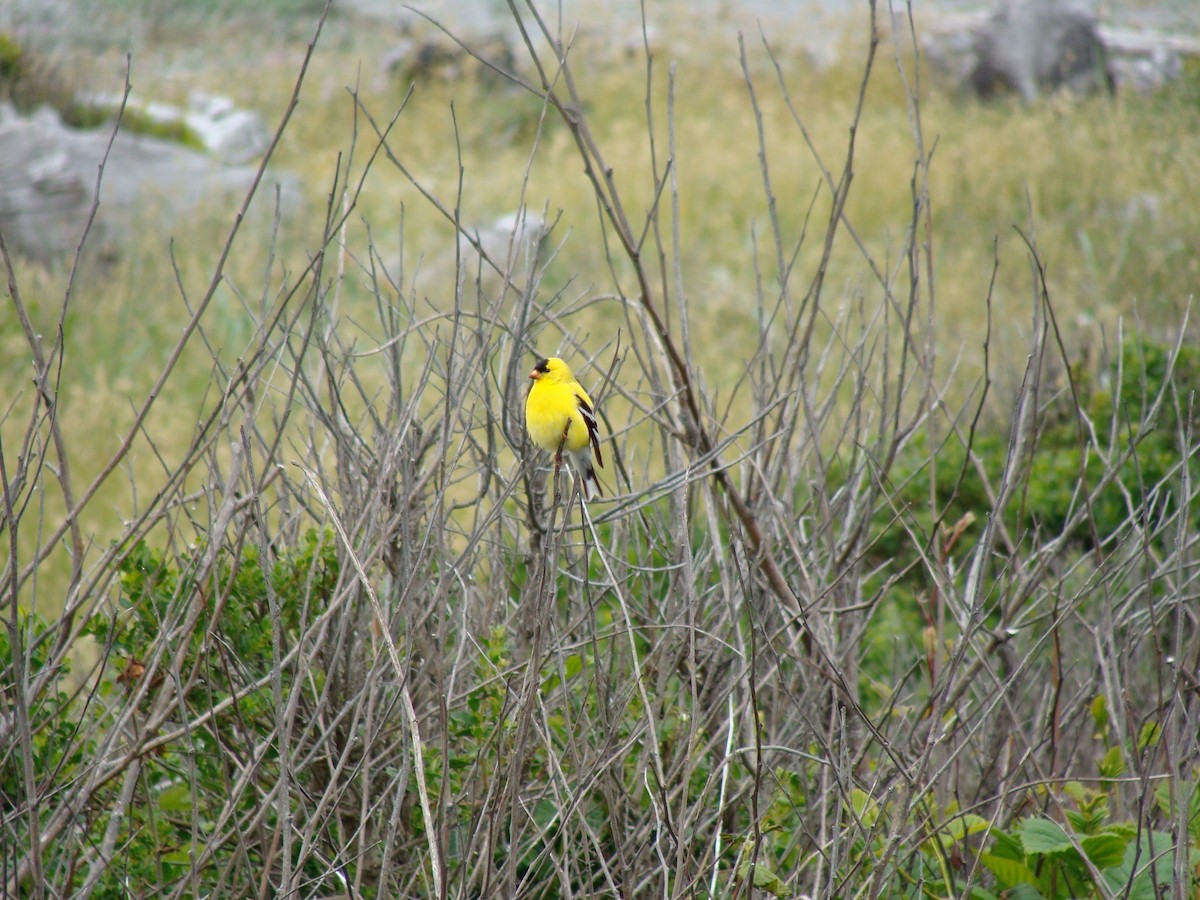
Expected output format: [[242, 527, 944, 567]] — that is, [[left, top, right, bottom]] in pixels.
[[4, 2, 1200, 896]]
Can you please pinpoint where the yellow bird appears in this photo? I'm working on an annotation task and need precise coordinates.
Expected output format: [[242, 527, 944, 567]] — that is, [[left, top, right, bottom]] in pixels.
[[525, 356, 604, 499]]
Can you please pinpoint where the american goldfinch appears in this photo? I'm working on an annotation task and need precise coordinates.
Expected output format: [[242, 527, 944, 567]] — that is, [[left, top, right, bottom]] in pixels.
[[525, 356, 604, 499]]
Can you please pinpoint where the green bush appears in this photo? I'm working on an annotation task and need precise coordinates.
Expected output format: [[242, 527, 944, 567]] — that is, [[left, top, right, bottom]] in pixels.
[[974, 778, 1200, 899], [7, 531, 342, 897], [0, 32, 23, 83], [0, 34, 203, 148], [872, 336, 1200, 578], [0, 612, 86, 814], [58, 102, 207, 148]]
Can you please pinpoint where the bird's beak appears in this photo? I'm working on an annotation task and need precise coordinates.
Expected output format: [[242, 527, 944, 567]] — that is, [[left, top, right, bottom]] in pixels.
[[528, 368, 540, 380]]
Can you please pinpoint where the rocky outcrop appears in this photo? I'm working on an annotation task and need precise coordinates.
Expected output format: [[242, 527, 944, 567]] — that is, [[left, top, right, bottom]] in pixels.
[[970, 0, 1112, 101], [457, 210, 550, 286], [82, 92, 272, 165], [384, 29, 518, 85], [0, 102, 299, 264], [922, 1, 1197, 101]]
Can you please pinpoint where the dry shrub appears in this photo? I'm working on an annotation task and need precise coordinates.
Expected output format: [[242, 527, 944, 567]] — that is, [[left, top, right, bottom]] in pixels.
[[3, 2, 1198, 898]]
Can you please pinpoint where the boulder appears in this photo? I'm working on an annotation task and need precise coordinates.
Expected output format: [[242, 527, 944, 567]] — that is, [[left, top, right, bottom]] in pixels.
[[457, 210, 550, 288], [378, 209, 552, 300], [0, 103, 299, 264], [172, 92, 270, 165], [1101, 29, 1196, 94], [923, 8, 1197, 99], [384, 26, 518, 86], [969, 0, 1112, 101], [83, 92, 271, 164], [921, 2, 1130, 101]]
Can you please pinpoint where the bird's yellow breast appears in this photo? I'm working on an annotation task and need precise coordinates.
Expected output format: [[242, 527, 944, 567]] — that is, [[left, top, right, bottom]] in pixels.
[[526, 379, 592, 453]]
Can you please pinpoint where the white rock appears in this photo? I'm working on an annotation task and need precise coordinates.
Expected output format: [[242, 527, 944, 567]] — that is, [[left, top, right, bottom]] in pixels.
[[83, 91, 270, 164], [0, 105, 299, 264], [457, 210, 550, 286]]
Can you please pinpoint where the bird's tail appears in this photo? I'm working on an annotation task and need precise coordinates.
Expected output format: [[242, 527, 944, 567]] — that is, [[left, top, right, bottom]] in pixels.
[[570, 450, 603, 500]]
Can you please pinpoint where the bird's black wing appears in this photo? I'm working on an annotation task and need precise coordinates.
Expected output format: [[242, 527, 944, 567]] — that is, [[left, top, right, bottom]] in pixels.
[[576, 393, 603, 466]]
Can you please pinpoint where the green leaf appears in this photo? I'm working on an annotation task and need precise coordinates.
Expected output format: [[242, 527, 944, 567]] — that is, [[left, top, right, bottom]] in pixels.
[[1006, 883, 1049, 900], [1137, 720, 1162, 750], [1154, 778, 1200, 844], [158, 783, 192, 814], [1098, 745, 1124, 779], [738, 861, 793, 898], [564, 653, 583, 678], [1020, 818, 1073, 855], [1080, 832, 1128, 869], [1090, 694, 1109, 731], [1062, 781, 1089, 805], [925, 813, 992, 855], [946, 813, 991, 843], [160, 849, 193, 867], [850, 788, 880, 827], [979, 852, 1037, 888], [988, 828, 1026, 861], [1105, 822, 1138, 841], [1152, 780, 1172, 818], [1101, 830, 1184, 900]]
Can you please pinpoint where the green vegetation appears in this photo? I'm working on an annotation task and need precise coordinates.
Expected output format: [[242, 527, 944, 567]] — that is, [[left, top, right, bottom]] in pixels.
[[875, 336, 1200, 569], [3, 1, 1200, 897], [0, 32, 24, 82], [0, 31, 204, 144], [59, 101, 207, 147], [2, 533, 343, 896]]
